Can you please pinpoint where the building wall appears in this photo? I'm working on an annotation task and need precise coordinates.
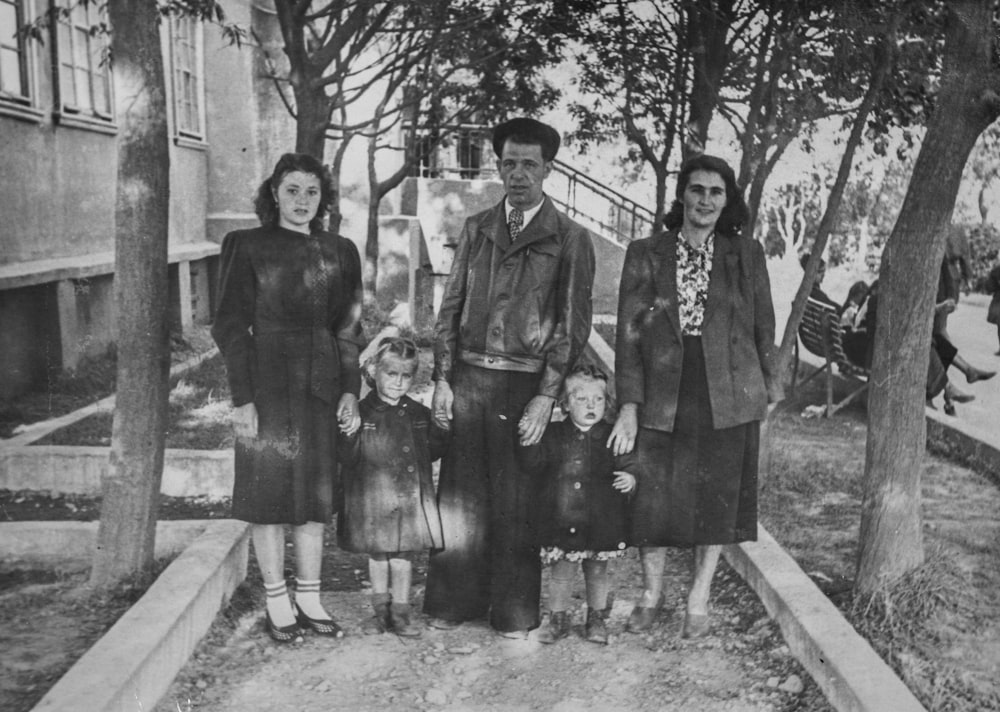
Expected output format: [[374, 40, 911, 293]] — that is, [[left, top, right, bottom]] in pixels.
[[0, 1, 294, 399]]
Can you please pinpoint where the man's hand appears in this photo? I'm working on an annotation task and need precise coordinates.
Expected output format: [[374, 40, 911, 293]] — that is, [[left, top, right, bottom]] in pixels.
[[432, 380, 454, 430], [518, 395, 556, 446], [607, 402, 638, 455], [337, 392, 360, 435], [232, 403, 258, 440]]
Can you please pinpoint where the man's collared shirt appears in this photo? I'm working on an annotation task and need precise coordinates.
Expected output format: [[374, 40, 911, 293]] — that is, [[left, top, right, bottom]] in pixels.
[[505, 197, 543, 233]]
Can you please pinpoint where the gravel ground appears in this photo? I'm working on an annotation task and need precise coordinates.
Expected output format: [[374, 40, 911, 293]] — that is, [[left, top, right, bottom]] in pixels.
[[156, 548, 831, 712]]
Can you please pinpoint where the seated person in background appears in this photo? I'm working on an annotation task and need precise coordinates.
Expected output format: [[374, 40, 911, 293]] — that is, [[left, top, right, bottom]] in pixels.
[[800, 253, 838, 310], [855, 281, 994, 415], [839, 280, 870, 366]]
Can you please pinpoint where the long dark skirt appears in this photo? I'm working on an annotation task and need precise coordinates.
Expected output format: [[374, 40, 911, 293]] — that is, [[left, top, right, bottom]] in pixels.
[[231, 332, 340, 525], [630, 336, 759, 547]]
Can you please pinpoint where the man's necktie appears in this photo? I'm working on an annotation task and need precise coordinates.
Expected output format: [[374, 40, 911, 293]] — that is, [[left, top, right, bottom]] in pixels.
[[508, 207, 524, 241]]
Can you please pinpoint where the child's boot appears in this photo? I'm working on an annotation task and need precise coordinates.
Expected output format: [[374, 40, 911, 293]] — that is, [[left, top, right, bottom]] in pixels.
[[389, 602, 421, 637], [585, 607, 610, 645], [536, 610, 572, 644], [362, 593, 391, 634]]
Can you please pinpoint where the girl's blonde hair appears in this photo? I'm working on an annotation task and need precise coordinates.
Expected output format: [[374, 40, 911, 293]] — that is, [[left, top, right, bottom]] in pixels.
[[363, 336, 419, 388]]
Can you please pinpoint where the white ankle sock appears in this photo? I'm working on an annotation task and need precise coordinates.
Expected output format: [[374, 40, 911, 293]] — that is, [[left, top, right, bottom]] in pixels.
[[264, 580, 296, 627], [295, 578, 331, 620]]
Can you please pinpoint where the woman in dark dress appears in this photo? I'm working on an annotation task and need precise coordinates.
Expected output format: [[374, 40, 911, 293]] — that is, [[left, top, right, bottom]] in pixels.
[[609, 155, 781, 638], [212, 153, 365, 642]]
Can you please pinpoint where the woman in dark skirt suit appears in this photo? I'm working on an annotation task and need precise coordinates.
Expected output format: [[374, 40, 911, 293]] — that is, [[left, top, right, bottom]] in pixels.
[[608, 154, 782, 638], [212, 153, 365, 642]]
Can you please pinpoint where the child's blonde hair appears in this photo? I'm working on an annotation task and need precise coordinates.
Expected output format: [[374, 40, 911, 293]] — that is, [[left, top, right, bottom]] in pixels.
[[560, 363, 612, 414], [363, 336, 419, 388]]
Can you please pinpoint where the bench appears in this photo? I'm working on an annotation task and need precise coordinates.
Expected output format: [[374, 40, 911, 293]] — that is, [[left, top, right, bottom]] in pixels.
[[792, 297, 869, 417]]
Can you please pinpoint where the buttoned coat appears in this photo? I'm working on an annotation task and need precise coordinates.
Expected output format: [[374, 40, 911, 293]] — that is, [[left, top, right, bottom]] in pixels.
[[433, 196, 595, 398], [518, 419, 637, 552], [338, 393, 450, 554], [615, 229, 781, 432]]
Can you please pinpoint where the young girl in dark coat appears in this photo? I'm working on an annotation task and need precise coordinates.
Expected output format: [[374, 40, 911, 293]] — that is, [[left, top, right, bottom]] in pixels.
[[339, 337, 449, 637], [518, 365, 637, 645]]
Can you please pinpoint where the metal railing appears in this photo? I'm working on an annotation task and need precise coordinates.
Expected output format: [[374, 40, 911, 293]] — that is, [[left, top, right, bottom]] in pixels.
[[402, 123, 657, 244]]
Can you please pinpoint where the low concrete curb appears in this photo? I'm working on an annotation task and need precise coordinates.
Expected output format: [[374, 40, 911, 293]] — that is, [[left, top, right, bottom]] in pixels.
[[0, 520, 212, 565], [725, 527, 927, 712], [31, 519, 250, 712], [926, 409, 1000, 483], [0, 446, 234, 498]]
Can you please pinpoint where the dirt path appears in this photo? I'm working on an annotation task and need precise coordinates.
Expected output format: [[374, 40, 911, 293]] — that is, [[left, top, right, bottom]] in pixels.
[[157, 549, 829, 712]]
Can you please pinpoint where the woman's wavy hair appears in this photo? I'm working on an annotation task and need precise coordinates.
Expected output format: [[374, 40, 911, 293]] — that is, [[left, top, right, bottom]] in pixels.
[[663, 154, 750, 238], [253, 152, 334, 234], [363, 336, 420, 389]]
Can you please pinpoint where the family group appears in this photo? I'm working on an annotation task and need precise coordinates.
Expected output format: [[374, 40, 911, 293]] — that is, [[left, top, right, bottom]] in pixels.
[[210, 117, 782, 648]]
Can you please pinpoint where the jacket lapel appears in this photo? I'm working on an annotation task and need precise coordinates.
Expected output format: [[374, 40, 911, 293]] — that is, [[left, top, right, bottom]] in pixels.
[[505, 196, 556, 257], [650, 231, 683, 340], [483, 200, 510, 252], [703, 234, 739, 330]]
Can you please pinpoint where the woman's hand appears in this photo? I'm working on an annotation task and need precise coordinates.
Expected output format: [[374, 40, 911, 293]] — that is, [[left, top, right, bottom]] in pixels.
[[337, 393, 360, 435], [607, 403, 638, 455], [936, 298, 956, 315], [232, 403, 258, 440], [518, 395, 556, 446], [613, 471, 637, 493]]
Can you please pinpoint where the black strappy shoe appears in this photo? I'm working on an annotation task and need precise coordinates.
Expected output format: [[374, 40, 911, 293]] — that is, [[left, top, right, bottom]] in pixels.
[[265, 611, 302, 643], [295, 603, 344, 638]]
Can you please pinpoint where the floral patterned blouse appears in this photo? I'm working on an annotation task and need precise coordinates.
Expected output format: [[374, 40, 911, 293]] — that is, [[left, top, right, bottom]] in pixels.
[[676, 232, 714, 335]]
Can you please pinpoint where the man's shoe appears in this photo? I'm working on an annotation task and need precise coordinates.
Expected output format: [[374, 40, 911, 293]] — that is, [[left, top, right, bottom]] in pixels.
[[496, 628, 530, 640], [945, 383, 975, 403], [426, 617, 462, 630]]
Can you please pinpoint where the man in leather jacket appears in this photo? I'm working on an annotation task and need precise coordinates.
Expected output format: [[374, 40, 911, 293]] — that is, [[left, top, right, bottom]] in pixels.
[[423, 117, 596, 637]]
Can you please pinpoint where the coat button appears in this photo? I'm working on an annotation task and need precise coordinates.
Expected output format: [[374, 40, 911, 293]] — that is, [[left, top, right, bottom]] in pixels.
[[492, 327, 501, 336], [403, 446, 411, 453], [618, 542, 626, 550], [577, 432, 584, 440], [574, 482, 581, 489], [407, 465, 415, 472], [488, 357, 495, 363], [569, 527, 577, 534]]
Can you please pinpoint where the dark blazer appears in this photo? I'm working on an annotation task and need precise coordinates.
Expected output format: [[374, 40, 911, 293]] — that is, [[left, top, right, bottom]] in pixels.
[[517, 420, 636, 552], [615, 229, 781, 431], [433, 197, 595, 399]]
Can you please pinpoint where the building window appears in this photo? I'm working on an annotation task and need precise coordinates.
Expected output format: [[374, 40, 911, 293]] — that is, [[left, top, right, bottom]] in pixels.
[[171, 15, 202, 138], [0, 0, 29, 102], [56, 0, 112, 119]]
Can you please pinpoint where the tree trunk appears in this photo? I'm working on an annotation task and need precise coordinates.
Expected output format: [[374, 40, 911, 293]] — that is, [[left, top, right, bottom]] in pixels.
[[773, 32, 894, 387], [90, 0, 171, 589], [293, 82, 331, 159], [856, 0, 1000, 593]]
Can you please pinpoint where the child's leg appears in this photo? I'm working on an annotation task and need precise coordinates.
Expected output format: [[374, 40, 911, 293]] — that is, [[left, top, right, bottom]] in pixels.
[[548, 559, 576, 612], [362, 554, 391, 634], [369, 554, 390, 595], [388, 556, 420, 636], [583, 558, 611, 644], [637, 546, 667, 607], [582, 559, 610, 611], [388, 558, 412, 603]]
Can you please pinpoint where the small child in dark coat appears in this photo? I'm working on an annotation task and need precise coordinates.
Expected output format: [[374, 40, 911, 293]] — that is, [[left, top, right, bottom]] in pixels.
[[339, 336, 449, 637], [518, 364, 637, 645]]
